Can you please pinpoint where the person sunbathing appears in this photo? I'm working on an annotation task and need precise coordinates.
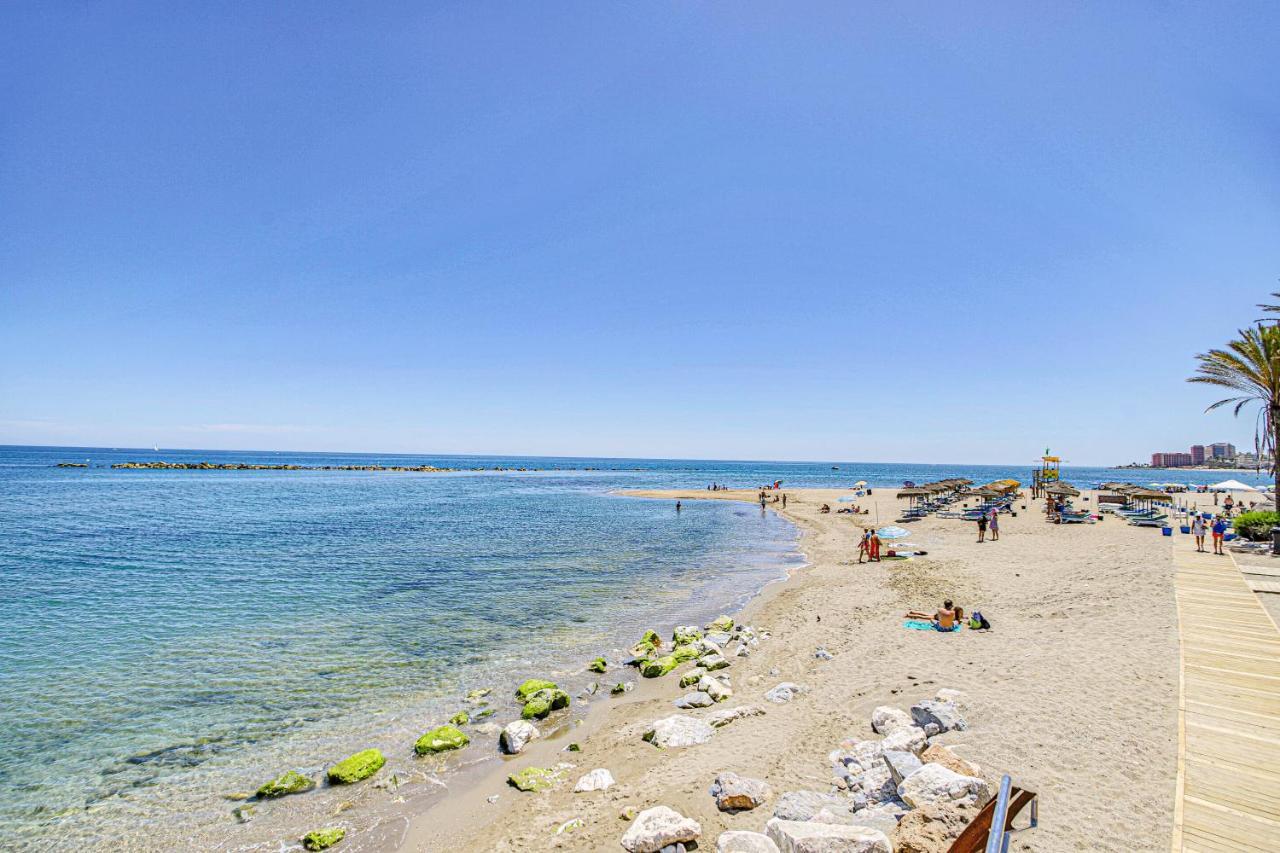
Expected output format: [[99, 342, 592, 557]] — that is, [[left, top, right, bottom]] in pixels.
[[905, 600, 964, 629], [819, 504, 831, 513]]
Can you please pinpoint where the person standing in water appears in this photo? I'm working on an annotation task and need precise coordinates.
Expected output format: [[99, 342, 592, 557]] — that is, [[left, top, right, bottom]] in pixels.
[[782, 493, 787, 508], [676, 500, 681, 513]]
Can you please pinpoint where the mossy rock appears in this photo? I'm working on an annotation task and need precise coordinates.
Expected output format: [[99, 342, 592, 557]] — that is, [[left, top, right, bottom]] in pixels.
[[673, 626, 703, 645], [449, 711, 470, 726], [630, 640, 656, 658], [515, 679, 558, 702], [566, 742, 581, 752], [610, 683, 628, 695], [670, 644, 699, 663], [508, 766, 557, 792], [255, 770, 315, 799], [640, 629, 661, 647], [641, 655, 678, 678], [708, 615, 734, 632], [587, 657, 608, 673], [327, 749, 385, 784], [521, 688, 570, 719], [302, 827, 346, 850], [465, 688, 492, 703], [472, 707, 495, 720], [679, 670, 705, 688], [414, 725, 470, 755]]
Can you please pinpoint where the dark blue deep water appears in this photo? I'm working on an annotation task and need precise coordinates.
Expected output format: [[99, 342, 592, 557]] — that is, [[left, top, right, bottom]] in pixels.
[[0, 445, 1265, 846]]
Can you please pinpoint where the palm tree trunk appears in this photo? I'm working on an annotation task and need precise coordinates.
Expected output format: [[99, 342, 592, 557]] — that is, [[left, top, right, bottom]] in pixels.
[[1272, 405, 1280, 553]]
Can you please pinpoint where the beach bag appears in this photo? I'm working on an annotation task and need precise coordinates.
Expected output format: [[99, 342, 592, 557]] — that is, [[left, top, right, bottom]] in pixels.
[[969, 610, 990, 630]]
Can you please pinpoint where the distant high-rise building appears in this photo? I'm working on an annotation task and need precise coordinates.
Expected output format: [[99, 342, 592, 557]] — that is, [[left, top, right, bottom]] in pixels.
[[1190, 445, 1206, 465], [1152, 452, 1193, 468], [1209, 442, 1237, 459]]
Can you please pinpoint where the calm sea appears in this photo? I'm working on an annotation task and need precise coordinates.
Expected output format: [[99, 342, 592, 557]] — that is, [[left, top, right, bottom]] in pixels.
[[0, 445, 1265, 848]]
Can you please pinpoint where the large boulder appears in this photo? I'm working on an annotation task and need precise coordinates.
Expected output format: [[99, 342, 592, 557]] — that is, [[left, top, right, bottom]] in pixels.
[[910, 700, 967, 734], [764, 683, 808, 704], [644, 715, 714, 748], [256, 770, 314, 798], [711, 772, 773, 811], [881, 750, 923, 786], [893, 802, 977, 853], [701, 652, 730, 671], [897, 763, 990, 809], [717, 830, 782, 853], [772, 790, 852, 821], [642, 655, 680, 678], [708, 615, 735, 632], [515, 679, 558, 702], [521, 688, 570, 719], [765, 818, 892, 853], [326, 748, 385, 784], [414, 724, 469, 755], [870, 706, 913, 735], [708, 705, 765, 728], [674, 625, 704, 645], [675, 691, 714, 709], [573, 768, 616, 793], [500, 719, 540, 754], [671, 644, 701, 663], [881, 726, 927, 755], [621, 805, 701, 852], [919, 744, 980, 778]]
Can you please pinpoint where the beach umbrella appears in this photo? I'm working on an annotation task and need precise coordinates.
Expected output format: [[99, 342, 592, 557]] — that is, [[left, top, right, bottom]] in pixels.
[[1208, 479, 1259, 491], [897, 488, 929, 498], [876, 525, 911, 539]]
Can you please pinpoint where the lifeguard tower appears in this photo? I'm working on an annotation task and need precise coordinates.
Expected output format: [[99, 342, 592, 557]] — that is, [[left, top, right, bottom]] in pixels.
[[1031, 451, 1061, 498]]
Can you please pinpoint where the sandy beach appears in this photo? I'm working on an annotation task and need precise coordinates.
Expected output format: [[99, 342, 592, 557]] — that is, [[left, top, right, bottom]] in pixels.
[[397, 487, 1180, 852]]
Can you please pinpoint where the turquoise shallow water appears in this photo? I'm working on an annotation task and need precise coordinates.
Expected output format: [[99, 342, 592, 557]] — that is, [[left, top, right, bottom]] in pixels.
[[0, 446, 1265, 848]]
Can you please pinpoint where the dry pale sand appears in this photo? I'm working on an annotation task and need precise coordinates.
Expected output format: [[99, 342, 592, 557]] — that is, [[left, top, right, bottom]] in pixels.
[[398, 488, 1179, 852]]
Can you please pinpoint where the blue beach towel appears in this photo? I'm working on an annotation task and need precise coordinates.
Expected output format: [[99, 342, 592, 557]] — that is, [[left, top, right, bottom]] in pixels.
[[904, 620, 962, 632]]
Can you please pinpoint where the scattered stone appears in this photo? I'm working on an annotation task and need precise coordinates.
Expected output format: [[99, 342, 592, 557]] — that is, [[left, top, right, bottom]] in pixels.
[[566, 742, 581, 752], [327, 749, 385, 785], [414, 724, 469, 755], [772, 791, 851, 821], [644, 715, 715, 748], [612, 681, 636, 695], [500, 720, 540, 755], [711, 772, 773, 811], [706, 631, 733, 646], [674, 625, 704, 645], [515, 679, 558, 701], [847, 763, 898, 805], [232, 804, 255, 823], [764, 683, 807, 704], [881, 750, 924, 786], [699, 674, 733, 702], [449, 711, 470, 726], [733, 643, 751, 658], [707, 705, 765, 728], [847, 802, 906, 838], [675, 691, 714, 709], [910, 700, 967, 734], [465, 688, 492, 704], [870, 706, 913, 735], [701, 652, 730, 671], [472, 707, 496, 720], [521, 688, 571, 719], [680, 669, 708, 688], [621, 806, 639, 821], [708, 615, 735, 632], [621, 805, 702, 853], [642, 656, 680, 678], [256, 770, 315, 799], [765, 818, 891, 853], [717, 830, 781, 853], [881, 726, 927, 755], [919, 744, 980, 778], [589, 657, 608, 673], [508, 766, 559, 792], [892, 802, 976, 853], [572, 767, 616, 792], [814, 647, 833, 661], [897, 763, 990, 809], [301, 827, 345, 851], [486, 794, 500, 804]]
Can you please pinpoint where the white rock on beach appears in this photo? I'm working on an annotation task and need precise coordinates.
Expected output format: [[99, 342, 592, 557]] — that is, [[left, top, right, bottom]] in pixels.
[[765, 818, 892, 853], [764, 682, 808, 704], [573, 768, 615, 793], [499, 719, 540, 754], [881, 725, 927, 755], [934, 688, 968, 710], [644, 715, 714, 748], [620, 805, 702, 853], [897, 763, 990, 808], [675, 691, 714, 709], [710, 771, 773, 811], [772, 790, 851, 821], [870, 706, 913, 735], [910, 700, 967, 734], [707, 705, 764, 728], [717, 830, 781, 853], [699, 674, 733, 702], [702, 652, 730, 671]]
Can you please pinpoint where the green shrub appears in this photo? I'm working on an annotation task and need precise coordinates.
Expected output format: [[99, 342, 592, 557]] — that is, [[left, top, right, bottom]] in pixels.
[[1233, 511, 1280, 541]]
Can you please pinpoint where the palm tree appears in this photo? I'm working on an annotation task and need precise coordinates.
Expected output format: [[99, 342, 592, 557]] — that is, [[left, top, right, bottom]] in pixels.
[[1255, 287, 1280, 322], [1189, 324, 1280, 547]]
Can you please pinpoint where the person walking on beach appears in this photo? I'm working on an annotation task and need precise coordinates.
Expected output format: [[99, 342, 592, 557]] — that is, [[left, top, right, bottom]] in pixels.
[[1191, 514, 1206, 552], [857, 528, 871, 564], [988, 509, 1000, 541], [976, 512, 988, 543], [1211, 516, 1228, 555], [782, 493, 787, 508], [869, 529, 882, 562]]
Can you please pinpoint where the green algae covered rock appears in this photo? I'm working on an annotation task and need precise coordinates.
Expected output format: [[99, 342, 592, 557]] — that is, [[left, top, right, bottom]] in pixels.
[[508, 766, 557, 792], [255, 770, 315, 799], [611, 682, 629, 695], [641, 655, 679, 678], [521, 688, 570, 719], [515, 679, 558, 702], [449, 711, 470, 726], [587, 657, 608, 673], [327, 749, 385, 784], [302, 827, 346, 850], [679, 670, 706, 688], [670, 644, 699, 663], [414, 725, 470, 755], [709, 615, 734, 632], [673, 625, 704, 645], [641, 629, 661, 647]]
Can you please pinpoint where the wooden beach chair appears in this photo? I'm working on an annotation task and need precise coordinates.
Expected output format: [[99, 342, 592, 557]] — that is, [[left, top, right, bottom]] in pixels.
[[947, 775, 1037, 853]]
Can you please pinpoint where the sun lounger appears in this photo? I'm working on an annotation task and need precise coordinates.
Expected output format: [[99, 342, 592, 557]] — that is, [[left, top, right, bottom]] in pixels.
[[1129, 515, 1168, 527]]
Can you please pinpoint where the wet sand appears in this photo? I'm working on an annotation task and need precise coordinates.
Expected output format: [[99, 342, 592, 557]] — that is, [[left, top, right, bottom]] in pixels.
[[397, 487, 1180, 852]]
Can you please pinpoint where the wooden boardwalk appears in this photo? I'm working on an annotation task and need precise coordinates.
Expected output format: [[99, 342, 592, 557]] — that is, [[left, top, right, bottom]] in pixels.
[[1172, 541, 1280, 852]]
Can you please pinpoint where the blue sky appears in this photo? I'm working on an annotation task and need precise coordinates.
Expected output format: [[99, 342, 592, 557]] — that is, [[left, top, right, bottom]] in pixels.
[[2, 2, 1278, 464]]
